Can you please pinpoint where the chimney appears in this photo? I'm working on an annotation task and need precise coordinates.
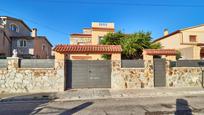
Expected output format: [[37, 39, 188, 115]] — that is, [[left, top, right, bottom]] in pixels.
[[31, 28, 37, 37], [164, 28, 168, 36]]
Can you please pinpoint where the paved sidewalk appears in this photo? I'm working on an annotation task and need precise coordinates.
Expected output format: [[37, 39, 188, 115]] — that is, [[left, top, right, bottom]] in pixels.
[[57, 87, 204, 101], [1, 87, 204, 102], [0, 93, 57, 102]]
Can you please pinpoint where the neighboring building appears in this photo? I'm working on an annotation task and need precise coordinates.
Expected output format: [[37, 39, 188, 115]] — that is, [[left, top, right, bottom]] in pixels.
[[0, 28, 11, 57], [154, 24, 204, 59], [69, 22, 115, 60], [0, 16, 52, 59]]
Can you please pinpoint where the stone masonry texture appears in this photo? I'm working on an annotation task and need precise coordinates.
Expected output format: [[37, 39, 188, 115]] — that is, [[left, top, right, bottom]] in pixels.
[[0, 58, 203, 93], [0, 58, 64, 93], [111, 60, 153, 89], [167, 67, 202, 87]]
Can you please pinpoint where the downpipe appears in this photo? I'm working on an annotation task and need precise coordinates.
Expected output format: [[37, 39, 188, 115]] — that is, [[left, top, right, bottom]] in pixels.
[[202, 70, 204, 88]]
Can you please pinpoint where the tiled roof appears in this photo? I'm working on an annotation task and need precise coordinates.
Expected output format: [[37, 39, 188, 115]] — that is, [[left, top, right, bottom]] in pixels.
[[92, 27, 114, 31], [154, 24, 204, 43], [70, 34, 92, 37], [53, 45, 122, 54], [153, 30, 180, 42], [71, 56, 92, 60], [1, 16, 32, 31], [143, 49, 177, 55]]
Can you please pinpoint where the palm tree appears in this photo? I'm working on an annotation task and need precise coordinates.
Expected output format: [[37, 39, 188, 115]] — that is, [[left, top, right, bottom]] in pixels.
[[100, 31, 161, 59]]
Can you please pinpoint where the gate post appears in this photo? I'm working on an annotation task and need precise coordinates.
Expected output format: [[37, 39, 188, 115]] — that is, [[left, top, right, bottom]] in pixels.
[[7, 57, 20, 70], [165, 60, 171, 87], [54, 52, 66, 91], [111, 53, 121, 60], [144, 60, 154, 88], [55, 52, 65, 69]]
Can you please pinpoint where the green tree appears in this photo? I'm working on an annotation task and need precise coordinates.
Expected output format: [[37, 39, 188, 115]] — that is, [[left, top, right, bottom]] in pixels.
[[100, 31, 124, 45], [100, 31, 161, 59], [176, 50, 181, 60]]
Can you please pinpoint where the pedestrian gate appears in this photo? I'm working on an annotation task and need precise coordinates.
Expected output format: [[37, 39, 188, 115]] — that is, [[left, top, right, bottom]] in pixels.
[[153, 59, 166, 87], [66, 60, 111, 89]]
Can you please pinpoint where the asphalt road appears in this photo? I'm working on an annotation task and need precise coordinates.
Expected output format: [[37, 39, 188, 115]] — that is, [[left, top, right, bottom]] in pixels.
[[0, 95, 204, 115]]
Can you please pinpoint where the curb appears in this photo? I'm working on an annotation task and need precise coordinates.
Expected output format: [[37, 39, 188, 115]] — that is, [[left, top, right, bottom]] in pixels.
[[54, 90, 204, 102]]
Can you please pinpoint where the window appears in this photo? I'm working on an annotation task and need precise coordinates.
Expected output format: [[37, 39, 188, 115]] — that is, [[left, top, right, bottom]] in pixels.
[[98, 36, 104, 44], [42, 44, 46, 51], [19, 40, 27, 47], [10, 24, 19, 32], [99, 23, 107, 27], [189, 35, 197, 42]]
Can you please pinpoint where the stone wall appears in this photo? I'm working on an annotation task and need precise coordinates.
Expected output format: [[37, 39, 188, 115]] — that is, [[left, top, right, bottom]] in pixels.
[[112, 60, 203, 89], [166, 67, 203, 87], [111, 60, 153, 89], [0, 58, 64, 93]]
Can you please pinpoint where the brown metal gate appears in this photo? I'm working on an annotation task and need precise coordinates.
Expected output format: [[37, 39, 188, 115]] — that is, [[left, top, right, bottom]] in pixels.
[[66, 60, 111, 89], [153, 59, 166, 87]]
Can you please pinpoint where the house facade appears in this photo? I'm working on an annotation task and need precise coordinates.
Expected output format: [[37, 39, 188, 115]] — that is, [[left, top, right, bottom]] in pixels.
[[154, 24, 204, 60], [69, 22, 115, 60], [0, 16, 52, 59]]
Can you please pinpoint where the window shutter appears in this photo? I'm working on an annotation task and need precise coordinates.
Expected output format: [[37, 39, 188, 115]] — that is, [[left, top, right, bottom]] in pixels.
[[17, 40, 20, 47], [24, 40, 26, 47]]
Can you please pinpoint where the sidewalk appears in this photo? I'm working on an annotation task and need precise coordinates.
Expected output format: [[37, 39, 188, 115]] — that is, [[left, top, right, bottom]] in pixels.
[[56, 87, 204, 101], [0, 92, 57, 102], [0, 87, 204, 102]]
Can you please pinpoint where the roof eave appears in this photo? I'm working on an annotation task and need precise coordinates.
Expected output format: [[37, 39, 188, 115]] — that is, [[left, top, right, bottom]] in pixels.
[[153, 30, 181, 43], [1, 16, 32, 32]]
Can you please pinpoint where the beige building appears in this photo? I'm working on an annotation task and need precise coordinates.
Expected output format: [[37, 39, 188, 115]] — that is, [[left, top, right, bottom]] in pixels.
[[0, 16, 52, 59], [69, 22, 115, 60], [154, 24, 204, 59]]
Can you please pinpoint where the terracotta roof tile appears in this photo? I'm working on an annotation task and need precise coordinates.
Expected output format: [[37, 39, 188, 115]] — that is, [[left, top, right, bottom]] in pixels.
[[70, 34, 92, 37], [71, 56, 92, 60], [92, 27, 114, 31], [143, 49, 177, 55], [153, 30, 180, 42], [53, 45, 122, 54]]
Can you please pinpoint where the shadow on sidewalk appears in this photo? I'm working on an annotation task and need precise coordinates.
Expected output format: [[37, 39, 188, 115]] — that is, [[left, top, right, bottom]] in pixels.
[[175, 99, 192, 115]]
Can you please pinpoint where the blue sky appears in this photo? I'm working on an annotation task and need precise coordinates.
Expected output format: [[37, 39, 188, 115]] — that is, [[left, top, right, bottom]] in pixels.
[[1, 0, 204, 46]]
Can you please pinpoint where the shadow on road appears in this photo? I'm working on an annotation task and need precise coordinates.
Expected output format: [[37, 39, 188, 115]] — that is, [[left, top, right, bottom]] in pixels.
[[0, 93, 56, 115], [175, 99, 192, 115], [31, 101, 93, 115], [60, 102, 93, 115]]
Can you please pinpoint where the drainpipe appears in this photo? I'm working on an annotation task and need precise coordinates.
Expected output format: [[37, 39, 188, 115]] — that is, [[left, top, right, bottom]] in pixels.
[[202, 70, 204, 88]]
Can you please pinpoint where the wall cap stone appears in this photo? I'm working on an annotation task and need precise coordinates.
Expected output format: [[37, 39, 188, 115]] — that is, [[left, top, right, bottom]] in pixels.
[[121, 68, 145, 70], [18, 68, 55, 70], [7, 57, 20, 60]]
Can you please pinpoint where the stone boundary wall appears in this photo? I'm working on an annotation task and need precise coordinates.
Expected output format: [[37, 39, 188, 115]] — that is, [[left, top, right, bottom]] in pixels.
[[166, 67, 203, 87], [0, 58, 65, 93], [111, 60, 153, 89], [20, 59, 55, 68], [121, 60, 144, 68], [0, 60, 7, 68], [170, 60, 204, 67], [1, 57, 203, 93], [112, 60, 204, 89]]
